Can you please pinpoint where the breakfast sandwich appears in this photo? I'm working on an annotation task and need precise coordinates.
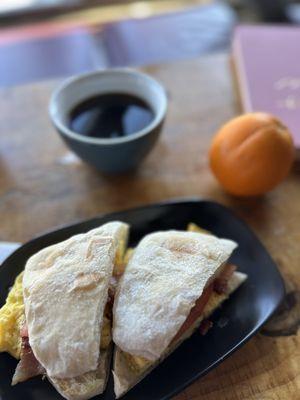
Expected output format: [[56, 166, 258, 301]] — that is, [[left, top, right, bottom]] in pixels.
[[112, 229, 247, 398], [0, 221, 247, 400], [0, 221, 129, 400]]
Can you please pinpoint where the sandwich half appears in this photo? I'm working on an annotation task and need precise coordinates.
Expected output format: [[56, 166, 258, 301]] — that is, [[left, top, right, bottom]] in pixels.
[[112, 230, 247, 398], [12, 221, 129, 400]]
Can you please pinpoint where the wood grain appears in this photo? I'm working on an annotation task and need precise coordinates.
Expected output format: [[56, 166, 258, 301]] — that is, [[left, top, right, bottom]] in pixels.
[[0, 54, 300, 399]]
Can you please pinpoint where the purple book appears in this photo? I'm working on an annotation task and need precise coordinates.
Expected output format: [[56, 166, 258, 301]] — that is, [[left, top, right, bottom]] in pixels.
[[232, 25, 300, 148]]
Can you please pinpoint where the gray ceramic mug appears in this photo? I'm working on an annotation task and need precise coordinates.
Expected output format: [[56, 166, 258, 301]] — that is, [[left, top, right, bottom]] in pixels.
[[49, 69, 167, 173]]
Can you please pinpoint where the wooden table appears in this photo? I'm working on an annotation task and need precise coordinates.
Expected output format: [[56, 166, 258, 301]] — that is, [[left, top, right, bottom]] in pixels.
[[1, 54, 300, 399]]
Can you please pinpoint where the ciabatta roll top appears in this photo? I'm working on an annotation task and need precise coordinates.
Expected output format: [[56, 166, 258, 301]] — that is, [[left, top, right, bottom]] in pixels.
[[113, 230, 237, 362]]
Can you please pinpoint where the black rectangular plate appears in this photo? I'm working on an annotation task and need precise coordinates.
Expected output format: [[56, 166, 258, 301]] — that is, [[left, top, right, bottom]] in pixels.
[[0, 199, 285, 400]]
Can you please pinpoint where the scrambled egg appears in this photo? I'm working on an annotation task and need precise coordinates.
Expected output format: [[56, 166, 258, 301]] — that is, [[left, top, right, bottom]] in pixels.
[[114, 238, 127, 270], [123, 351, 151, 373], [100, 315, 112, 350], [0, 272, 25, 359], [187, 222, 210, 235], [113, 247, 134, 276]]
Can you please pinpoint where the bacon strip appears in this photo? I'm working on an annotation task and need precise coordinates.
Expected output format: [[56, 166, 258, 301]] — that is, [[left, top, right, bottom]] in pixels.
[[20, 324, 29, 338], [12, 326, 45, 385], [214, 264, 236, 294], [171, 264, 237, 343], [172, 283, 214, 343], [199, 319, 213, 335]]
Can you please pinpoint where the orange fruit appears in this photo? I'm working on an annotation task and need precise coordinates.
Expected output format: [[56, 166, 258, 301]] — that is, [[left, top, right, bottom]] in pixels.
[[209, 113, 295, 196]]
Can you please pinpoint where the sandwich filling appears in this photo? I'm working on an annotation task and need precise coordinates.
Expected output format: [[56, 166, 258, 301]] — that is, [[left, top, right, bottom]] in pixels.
[[120, 263, 236, 373]]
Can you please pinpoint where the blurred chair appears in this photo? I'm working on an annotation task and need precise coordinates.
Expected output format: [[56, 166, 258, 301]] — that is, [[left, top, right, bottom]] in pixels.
[[0, 28, 106, 87], [102, 2, 236, 66], [0, 1, 236, 87]]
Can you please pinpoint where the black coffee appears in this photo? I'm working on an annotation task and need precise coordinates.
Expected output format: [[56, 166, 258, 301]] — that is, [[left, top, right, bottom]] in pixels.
[[69, 93, 154, 138]]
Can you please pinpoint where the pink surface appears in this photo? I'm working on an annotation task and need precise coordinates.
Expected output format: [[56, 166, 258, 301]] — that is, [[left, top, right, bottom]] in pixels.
[[233, 25, 300, 148]]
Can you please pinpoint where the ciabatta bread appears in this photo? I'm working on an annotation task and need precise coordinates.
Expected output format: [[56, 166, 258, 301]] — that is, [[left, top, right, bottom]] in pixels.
[[113, 231, 237, 361], [23, 221, 129, 399]]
